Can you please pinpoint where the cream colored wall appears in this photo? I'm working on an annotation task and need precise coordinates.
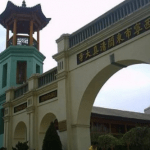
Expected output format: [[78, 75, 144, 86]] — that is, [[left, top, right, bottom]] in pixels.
[[3, 4, 150, 150], [53, 5, 150, 150]]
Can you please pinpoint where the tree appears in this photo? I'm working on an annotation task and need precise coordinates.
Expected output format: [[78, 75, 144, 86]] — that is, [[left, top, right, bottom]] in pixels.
[[98, 134, 119, 150], [12, 141, 29, 150], [42, 122, 62, 150], [0, 147, 6, 150], [121, 126, 150, 150]]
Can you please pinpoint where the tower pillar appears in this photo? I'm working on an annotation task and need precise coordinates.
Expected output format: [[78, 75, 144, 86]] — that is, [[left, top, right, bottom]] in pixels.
[[6, 26, 9, 48], [30, 20, 33, 46], [37, 29, 40, 51], [13, 19, 17, 45]]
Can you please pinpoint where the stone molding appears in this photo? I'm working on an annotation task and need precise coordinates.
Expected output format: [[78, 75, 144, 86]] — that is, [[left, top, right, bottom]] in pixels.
[[3, 116, 10, 123], [53, 51, 67, 61], [26, 106, 35, 114], [56, 71, 67, 81], [56, 34, 70, 43]]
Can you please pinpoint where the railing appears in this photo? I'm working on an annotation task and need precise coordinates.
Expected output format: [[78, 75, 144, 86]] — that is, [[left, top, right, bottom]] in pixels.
[[38, 67, 57, 88], [69, 0, 150, 48], [0, 93, 6, 103], [14, 83, 28, 99], [7, 35, 38, 49]]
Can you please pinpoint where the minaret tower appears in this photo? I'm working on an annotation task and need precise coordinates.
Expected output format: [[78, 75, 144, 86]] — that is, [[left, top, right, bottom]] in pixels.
[[0, 1, 50, 147], [0, 0, 51, 94]]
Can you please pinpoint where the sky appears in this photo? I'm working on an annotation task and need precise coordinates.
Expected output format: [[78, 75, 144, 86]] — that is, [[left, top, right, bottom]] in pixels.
[[0, 0, 150, 113]]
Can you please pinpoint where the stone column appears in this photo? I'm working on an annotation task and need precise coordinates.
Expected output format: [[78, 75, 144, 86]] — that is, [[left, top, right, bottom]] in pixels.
[[53, 34, 70, 150], [27, 73, 39, 91], [3, 116, 11, 149], [3, 87, 14, 149], [71, 124, 91, 150], [27, 106, 35, 150]]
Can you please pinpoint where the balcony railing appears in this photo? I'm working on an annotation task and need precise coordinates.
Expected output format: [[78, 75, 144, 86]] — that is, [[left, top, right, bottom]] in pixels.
[[7, 35, 38, 49], [38, 67, 57, 88], [14, 83, 28, 99]]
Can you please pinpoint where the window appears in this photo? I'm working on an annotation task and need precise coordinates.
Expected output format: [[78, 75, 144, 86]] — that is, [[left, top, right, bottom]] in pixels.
[[2, 63, 7, 88], [16, 61, 27, 84], [36, 64, 40, 74], [0, 108, 4, 134]]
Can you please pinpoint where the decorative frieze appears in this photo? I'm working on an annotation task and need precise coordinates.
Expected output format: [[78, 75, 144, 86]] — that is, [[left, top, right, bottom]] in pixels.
[[39, 90, 57, 103], [14, 102, 27, 113], [77, 16, 150, 65]]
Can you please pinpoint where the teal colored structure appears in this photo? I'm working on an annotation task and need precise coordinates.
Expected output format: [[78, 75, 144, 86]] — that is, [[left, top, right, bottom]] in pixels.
[[0, 46, 45, 147], [0, 0, 50, 147], [0, 46, 45, 95]]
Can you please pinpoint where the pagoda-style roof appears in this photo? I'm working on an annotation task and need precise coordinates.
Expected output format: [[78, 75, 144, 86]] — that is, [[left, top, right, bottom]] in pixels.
[[0, 1, 51, 34]]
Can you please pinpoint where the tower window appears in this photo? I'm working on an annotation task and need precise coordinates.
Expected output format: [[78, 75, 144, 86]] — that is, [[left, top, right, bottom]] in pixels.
[[0, 108, 4, 134], [2, 63, 7, 88], [36, 64, 40, 74], [16, 61, 27, 84]]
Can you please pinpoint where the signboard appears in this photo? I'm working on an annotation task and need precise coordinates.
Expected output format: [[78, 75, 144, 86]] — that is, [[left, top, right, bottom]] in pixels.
[[59, 120, 67, 132], [14, 102, 27, 113], [77, 16, 150, 64], [39, 90, 57, 103]]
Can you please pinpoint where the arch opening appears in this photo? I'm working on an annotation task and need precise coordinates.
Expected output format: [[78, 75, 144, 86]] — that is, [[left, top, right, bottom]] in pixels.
[[75, 60, 150, 149], [13, 121, 27, 146], [39, 113, 59, 149]]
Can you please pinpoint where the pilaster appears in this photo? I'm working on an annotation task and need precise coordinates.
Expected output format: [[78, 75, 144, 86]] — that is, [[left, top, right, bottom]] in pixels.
[[27, 73, 39, 91]]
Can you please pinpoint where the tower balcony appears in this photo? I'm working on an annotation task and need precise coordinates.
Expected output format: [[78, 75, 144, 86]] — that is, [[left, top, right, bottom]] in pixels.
[[7, 35, 38, 50]]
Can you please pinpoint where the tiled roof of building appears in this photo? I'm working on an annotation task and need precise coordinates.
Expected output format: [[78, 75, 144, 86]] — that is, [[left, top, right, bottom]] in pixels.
[[69, 0, 150, 48], [92, 106, 150, 121], [0, 1, 51, 31]]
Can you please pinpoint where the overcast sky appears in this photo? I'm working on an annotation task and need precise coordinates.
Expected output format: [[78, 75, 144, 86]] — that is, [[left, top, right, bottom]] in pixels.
[[0, 0, 150, 113]]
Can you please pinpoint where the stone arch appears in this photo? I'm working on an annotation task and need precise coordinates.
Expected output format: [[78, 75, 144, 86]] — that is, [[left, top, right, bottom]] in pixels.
[[13, 121, 27, 146], [39, 112, 58, 149], [75, 59, 147, 149]]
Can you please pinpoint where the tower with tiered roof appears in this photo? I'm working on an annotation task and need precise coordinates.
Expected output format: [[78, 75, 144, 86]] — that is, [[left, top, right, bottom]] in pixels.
[[0, 1, 50, 147]]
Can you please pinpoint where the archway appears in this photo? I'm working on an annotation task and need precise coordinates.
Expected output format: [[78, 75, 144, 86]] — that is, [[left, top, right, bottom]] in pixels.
[[94, 64, 150, 112], [13, 121, 27, 146], [75, 60, 147, 149], [39, 113, 58, 149]]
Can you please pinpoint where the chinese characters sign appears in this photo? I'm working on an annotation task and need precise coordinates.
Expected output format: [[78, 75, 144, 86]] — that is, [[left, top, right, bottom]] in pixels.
[[77, 16, 150, 65], [39, 90, 57, 103], [14, 102, 27, 113]]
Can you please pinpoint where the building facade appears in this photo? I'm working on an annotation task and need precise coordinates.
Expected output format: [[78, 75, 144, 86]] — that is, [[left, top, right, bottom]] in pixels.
[[1, 0, 150, 150], [91, 107, 150, 138], [0, 0, 49, 148]]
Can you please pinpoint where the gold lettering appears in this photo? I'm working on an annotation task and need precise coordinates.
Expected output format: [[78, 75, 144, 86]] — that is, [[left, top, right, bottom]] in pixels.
[[78, 53, 84, 62], [117, 33, 124, 44], [144, 18, 150, 30], [93, 45, 99, 55], [100, 41, 107, 52], [86, 50, 91, 58], [108, 36, 115, 48], [124, 28, 132, 39], [134, 23, 142, 35]]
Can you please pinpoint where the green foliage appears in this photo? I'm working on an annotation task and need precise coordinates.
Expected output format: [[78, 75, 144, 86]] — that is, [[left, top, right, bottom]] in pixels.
[[42, 122, 62, 150], [121, 126, 150, 150], [91, 133, 101, 144], [98, 134, 119, 150], [12, 141, 29, 150], [0, 147, 6, 150]]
